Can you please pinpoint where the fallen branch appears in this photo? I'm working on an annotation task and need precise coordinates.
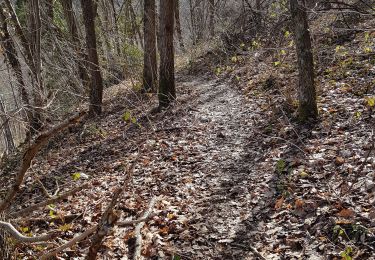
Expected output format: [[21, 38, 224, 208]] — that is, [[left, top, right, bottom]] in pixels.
[[134, 197, 157, 260], [232, 243, 267, 260], [0, 111, 86, 213], [86, 156, 141, 259], [40, 225, 97, 260], [0, 221, 58, 243], [20, 214, 82, 226], [11, 183, 89, 217], [86, 188, 123, 260], [357, 131, 374, 175], [117, 213, 156, 227]]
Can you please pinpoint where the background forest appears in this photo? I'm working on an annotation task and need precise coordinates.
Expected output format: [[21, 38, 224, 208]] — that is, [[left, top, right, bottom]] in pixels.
[[0, 0, 374, 259]]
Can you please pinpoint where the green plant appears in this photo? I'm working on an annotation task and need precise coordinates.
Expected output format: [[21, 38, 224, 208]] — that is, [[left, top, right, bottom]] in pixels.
[[276, 159, 286, 174], [340, 246, 353, 260]]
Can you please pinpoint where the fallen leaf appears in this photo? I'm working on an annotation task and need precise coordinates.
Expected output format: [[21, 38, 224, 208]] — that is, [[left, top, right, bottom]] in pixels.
[[337, 208, 355, 218], [275, 197, 284, 210], [335, 157, 345, 165]]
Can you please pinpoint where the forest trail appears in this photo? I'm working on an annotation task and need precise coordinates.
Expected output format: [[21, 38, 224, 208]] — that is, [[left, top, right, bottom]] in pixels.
[[6, 70, 375, 259], [5, 76, 278, 259], [164, 77, 274, 259]]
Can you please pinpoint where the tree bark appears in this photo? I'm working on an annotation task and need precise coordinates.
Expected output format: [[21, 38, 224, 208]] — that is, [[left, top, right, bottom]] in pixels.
[[0, 5, 33, 135], [44, 0, 54, 21], [28, 0, 45, 133], [290, 0, 318, 121], [129, 0, 143, 49], [81, 0, 104, 116], [208, 0, 215, 37], [143, 0, 157, 92], [159, 0, 175, 108], [60, 0, 89, 90], [0, 97, 15, 154], [174, 0, 185, 51]]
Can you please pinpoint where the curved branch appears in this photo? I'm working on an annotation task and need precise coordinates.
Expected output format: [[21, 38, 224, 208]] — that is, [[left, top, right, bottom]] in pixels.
[[40, 226, 97, 260], [10, 183, 89, 217], [134, 197, 157, 260], [0, 111, 87, 213], [0, 221, 57, 243]]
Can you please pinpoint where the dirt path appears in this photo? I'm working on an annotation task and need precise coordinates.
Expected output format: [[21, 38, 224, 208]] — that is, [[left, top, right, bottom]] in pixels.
[[4, 77, 282, 259], [144, 78, 277, 259]]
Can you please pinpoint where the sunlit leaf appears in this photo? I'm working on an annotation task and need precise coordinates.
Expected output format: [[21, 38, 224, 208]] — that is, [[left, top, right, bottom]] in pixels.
[[72, 172, 81, 181], [59, 223, 72, 232], [123, 111, 131, 122]]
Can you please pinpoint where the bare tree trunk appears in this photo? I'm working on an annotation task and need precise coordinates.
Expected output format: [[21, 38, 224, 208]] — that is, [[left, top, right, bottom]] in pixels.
[[143, 0, 157, 92], [290, 0, 318, 121], [81, 0, 104, 116], [60, 0, 89, 90], [159, 0, 175, 108], [174, 0, 185, 51], [0, 97, 15, 154], [208, 0, 215, 37], [4, 0, 35, 74], [109, 0, 122, 56], [129, 0, 143, 49], [44, 0, 54, 21], [0, 6, 33, 134], [255, 0, 262, 31], [189, 0, 197, 44], [28, 0, 45, 133], [4, 0, 45, 134]]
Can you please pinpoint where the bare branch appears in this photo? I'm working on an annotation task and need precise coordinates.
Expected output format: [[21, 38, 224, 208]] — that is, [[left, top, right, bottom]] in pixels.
[[0, 111, 87, 213], [10, 183, 89, 217], [86, 188, 123, 260], [0, 221, 58, 243], [134, 197, 157, 260], [40, 226, 97, 260], [117, 213, 156, 227]]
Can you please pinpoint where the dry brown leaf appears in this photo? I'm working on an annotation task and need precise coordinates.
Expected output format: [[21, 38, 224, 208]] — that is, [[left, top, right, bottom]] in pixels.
[[295, 199, 305, 209], [337, 208, 355, 218], [274, 197, 284, 210], [335, 157, 345, 166]]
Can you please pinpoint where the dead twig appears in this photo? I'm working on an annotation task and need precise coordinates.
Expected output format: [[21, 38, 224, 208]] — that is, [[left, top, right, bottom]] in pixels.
[[86, 188, 123, 260], [40, 225, 97, 260], [0, 111, 87, 213], [357, 131, 374, 176], [11, 183, 89, 217], [0, 221, 58, 243], [117, 213, 156, 227], [86, 155, 141, 259], [232, 243, 267, 260], [134, 197, 157, 260]]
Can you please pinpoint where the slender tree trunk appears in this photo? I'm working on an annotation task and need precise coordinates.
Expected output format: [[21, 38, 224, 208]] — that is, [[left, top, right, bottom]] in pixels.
[[143, 0, 157, 92], [290, 0, 318, 121], [45, 0, 54, 21], [189, 0, 197, 45], [255, 0, 262, 31], [81, 0, 104, 116], [4, 0, 35, 74], [129, 0, 143, 49], [60, 0, 89, 90], [174, 0, 185, 51], [28, 0, 45, 133], [0, 8, 29, 109], [208, 0, 215, 37], [195, 0, 204, 42], [0, 97, 15, 154], [0, 6, 33, 137], [109, 0, 122, 56], [159, 0, 175, 108]]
